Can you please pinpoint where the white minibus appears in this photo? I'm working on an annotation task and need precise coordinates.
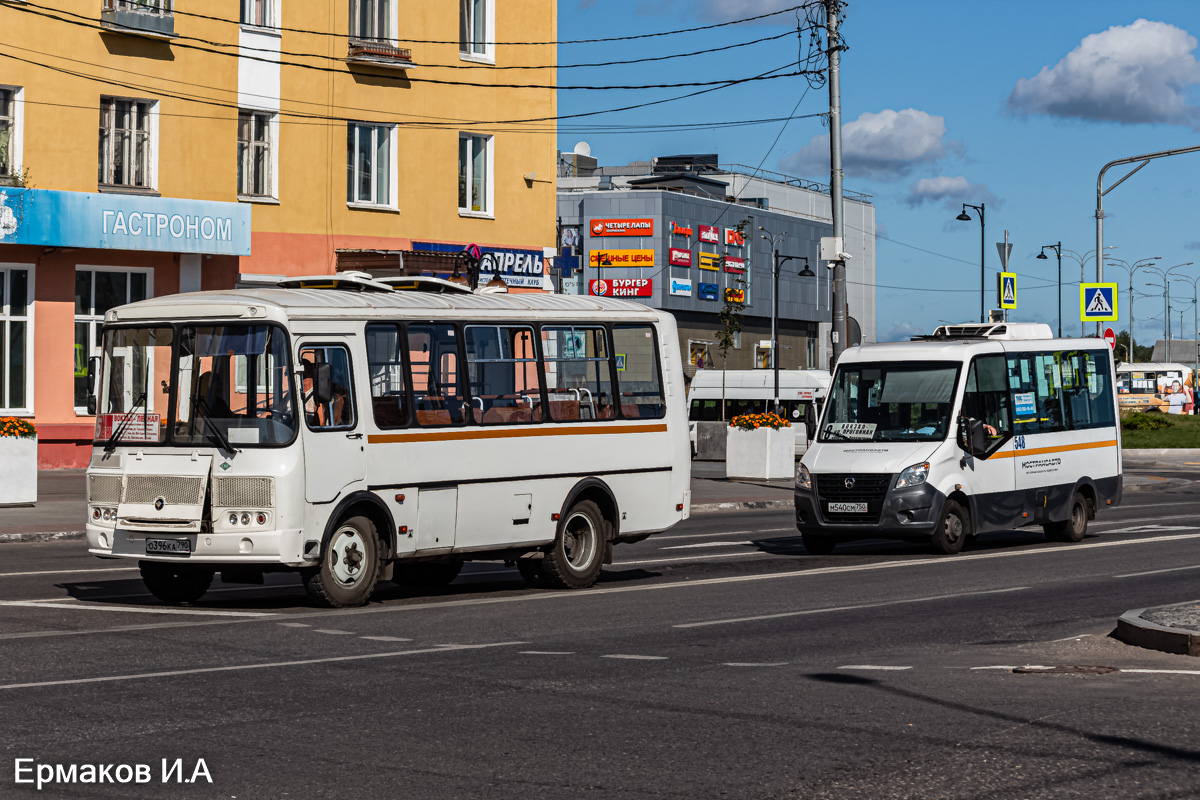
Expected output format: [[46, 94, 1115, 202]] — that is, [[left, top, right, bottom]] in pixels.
[[795, 323, 1121, 554], [687, 369, 830, 455], [83, 277, 691, 607]]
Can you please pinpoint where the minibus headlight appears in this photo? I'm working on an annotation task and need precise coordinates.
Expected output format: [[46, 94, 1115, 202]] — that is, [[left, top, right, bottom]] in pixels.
[[896, 462, 930, 489], [796, 464, 813, 491]]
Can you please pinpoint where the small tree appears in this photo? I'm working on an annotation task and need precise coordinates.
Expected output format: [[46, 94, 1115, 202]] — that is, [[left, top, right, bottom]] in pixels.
[[714, 268, 746, 421]]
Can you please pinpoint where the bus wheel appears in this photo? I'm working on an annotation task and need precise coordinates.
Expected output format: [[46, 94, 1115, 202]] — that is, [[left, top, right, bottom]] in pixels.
[[931, 500, 969, 555], [801, 533, 836, 555], [302, 515, 380, 608], [538, 500, 606, 590], [1044, 493, 1088, 543], [139, 561, 214, 605], [394, 560, 463, 588]]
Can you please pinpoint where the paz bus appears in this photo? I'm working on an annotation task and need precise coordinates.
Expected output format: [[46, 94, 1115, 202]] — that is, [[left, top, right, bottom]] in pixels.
[[795, 322, 1121, 555], [83, 274, 691, 607], [1115, 362, 1193, 414]]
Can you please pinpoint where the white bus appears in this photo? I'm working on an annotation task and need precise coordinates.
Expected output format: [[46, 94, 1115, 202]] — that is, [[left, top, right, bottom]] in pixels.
[[687, 369, 830, 456], [83, 277, 691, 607], [1115, 362, 1194, 414], [795, 323, 1121, 555]]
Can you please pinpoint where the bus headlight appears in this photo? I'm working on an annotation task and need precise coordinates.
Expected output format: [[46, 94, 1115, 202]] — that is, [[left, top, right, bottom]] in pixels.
[[796, 464, 813, 491], [896, 462, 930, 489]]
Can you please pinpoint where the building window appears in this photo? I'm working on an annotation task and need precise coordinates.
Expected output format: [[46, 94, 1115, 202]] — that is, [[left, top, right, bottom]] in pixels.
[[346, 123, 394, 207], [0, 87, 18, 182], [238, 110, 274, 198], [105, 0, 172, 14], [0, 267, 32, 414], [98, 97, 155, 189], [459, 0, 492, 60], [240, 0, 274, 28], [349, 0, 393, 42], [74, 268, 151, 412], [458, 133, 492, 215]]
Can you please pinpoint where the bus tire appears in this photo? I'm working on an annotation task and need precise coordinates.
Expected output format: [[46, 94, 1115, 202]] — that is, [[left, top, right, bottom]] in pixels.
[[394, 560, 463, 588], [139, 561, 214, 605], [302, 515, 380, 608], [801, 533, 837, 555], [537, 499, 606, 590], [1045, 492, 1088, 543], [931, 499, 969, 555]]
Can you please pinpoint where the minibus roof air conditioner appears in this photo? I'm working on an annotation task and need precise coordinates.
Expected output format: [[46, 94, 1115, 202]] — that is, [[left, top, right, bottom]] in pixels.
[[916, 322, 1055, 341], [276, 271, 393, 292]]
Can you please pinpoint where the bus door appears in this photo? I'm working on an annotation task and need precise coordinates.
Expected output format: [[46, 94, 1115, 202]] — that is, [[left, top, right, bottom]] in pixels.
[[961, 354, 1019, 529], [298, 341, 366, 503]]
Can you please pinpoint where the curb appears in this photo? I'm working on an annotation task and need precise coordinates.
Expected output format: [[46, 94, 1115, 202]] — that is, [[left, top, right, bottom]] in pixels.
[[691, 499, 793, 515], [1124, 448, 1200, 456], [1115, 605, 1200, 657], [0, 530, 86, 544], [1123, 477, 1194, 493]]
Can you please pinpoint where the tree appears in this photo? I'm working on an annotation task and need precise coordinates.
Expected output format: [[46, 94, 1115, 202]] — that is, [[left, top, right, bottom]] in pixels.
[[714, 267, 746, 421], [1114, 331, 1154, 363]]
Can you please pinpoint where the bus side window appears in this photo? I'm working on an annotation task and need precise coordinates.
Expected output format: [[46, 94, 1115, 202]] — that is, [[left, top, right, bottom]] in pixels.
[[365, 324, 408, 429], [408, 324, 467, 427], [465, 325, 544, 425], [300, 345, 356, 431], [541, 326, 614, 421], [612, 325, 665, 419]]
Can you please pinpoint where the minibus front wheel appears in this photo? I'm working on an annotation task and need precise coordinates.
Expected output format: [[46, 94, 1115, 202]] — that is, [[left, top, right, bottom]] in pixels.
[[931, 500, 969, 555], [302, 515, 381, 608]]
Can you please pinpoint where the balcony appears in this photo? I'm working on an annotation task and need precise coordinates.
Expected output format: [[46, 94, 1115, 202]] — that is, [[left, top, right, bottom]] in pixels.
[[100, 0, 176, 39], [346, 39, 415, 70]]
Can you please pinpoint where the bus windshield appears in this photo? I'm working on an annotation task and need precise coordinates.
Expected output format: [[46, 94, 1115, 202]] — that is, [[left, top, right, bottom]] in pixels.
[[821, 361, 959, 443], [95, 324, 297, 447]]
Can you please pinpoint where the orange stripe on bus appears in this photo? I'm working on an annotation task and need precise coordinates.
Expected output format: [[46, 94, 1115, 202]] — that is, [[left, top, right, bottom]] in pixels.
[[367, 423, 669, 445], [991, 439, 1118, 459]]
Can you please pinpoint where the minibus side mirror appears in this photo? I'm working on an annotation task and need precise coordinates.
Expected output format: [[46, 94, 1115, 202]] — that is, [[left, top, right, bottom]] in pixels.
[[804, 404, 817, 442], [305, 362, 333, 406], [86, 356, 100, 415], [957, 417, 987, 458]]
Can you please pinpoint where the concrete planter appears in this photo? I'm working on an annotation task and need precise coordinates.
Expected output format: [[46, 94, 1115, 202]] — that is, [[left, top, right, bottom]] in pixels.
[[0, 435, 37, 506], [726, 426, 793, 480]]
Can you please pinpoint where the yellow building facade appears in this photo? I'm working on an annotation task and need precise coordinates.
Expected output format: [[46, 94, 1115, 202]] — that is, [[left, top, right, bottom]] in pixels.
[[0, 0, 558, 466]]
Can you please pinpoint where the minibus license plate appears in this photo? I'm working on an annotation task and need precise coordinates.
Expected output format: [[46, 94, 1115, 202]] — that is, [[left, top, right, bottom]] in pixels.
[[828, 502, 868, 514], [146, 538, 191, 555]]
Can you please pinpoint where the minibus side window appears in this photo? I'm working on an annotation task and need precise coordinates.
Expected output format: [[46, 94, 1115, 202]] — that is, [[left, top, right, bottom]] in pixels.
[[365, 324, 408, 429], [689, 399, 720, 421], [612, 325, 665, 419], [300, 345, 356, 431], [1062, 351, 1116, 429], [962, 354, 1011, 443], [1007, 352, 1065, 434], [465, 325, 543, 425], [541, 326, 615, 421], [408, 324, 467, 427]]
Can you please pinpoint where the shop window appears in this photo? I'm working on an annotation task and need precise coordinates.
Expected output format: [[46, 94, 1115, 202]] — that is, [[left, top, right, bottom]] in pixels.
[[365, 323, 408, 428], [349, 0, 394, 42], [540, 326, 614, 421], [240, 0, 276, 28], [465, 325, 542, 424], [74, 268, 151, 413], [458, 133, 492, 215], [0, 266, 33, 414], [459, 0, 492, 61], [0, 86, 21, 183], [347, 122, 395, 207], [98, 96, 156, 190], [237, 110, 275, 198], [408, 324, 467, 427], [612, 325, 665, 419]]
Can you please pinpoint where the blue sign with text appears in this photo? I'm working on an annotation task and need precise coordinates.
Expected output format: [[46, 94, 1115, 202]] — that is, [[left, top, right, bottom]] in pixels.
[[0, 187, 251, 255], [698, 282, 719, 301]]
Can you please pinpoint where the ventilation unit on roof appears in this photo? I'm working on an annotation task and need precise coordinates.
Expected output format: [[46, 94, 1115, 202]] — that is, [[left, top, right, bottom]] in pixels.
[[276, 271, 393, 292], [922, 322, 1055, 341]]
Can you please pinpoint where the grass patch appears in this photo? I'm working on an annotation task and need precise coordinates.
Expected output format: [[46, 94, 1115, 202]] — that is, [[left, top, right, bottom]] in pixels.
[[1121, 412, 1200, 448]]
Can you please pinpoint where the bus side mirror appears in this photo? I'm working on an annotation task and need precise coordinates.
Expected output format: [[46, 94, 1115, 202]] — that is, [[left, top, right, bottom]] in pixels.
[[86, 356, 100, 414], [305, 362, 333, 406], [804, 404, 817, 441]]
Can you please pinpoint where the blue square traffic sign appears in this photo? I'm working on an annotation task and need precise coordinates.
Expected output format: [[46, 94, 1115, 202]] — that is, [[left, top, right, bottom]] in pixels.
[[1080, 283, 1118, 321]]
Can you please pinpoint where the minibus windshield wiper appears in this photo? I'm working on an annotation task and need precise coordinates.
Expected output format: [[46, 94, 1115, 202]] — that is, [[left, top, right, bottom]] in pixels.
[[192, 396, 239, 455], [103, 392, 148, 453]]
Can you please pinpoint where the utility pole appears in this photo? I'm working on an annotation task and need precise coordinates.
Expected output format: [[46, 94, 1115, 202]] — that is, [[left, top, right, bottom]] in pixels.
[[826, 0, 848, 364]]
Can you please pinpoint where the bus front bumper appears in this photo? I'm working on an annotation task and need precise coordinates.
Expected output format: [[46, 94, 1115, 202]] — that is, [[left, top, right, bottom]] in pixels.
[[794, 483, 945, 541], [86, 524, 308, 566]]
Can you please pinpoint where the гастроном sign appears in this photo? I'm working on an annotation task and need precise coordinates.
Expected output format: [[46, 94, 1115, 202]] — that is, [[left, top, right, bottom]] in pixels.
[[0, 187, 251, 255]]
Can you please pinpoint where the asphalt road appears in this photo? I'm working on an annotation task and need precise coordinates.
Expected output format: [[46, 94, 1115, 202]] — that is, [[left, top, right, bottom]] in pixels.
[[3, 468, 1200, 798]]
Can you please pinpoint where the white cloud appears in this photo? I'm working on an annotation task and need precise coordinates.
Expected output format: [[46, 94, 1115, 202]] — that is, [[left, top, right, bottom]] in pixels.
[[1008, 19, 1200, 125], [881, 321, 925, 342], [905, 176, 998, 209], [780, 109, 951, 181]]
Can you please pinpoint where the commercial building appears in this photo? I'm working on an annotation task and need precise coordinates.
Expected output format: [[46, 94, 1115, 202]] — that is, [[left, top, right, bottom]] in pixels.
[[0, 0, 557, 466], [555, 153, 875, 380]]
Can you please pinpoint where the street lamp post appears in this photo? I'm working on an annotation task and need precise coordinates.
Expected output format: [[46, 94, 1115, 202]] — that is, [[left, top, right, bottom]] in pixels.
[[1062, 246, 1119, 336], [1173, 274, 1200, 379], [1142, 262, 1193, 350], [955, 203, 986, 323], [760, 226, 805, 414], [1105, 256, 1162, 357], [1036, 242, 1063, 337]]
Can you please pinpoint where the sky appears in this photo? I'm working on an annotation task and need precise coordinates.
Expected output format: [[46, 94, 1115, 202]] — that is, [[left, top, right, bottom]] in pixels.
[[554, 0, 1200, 346]]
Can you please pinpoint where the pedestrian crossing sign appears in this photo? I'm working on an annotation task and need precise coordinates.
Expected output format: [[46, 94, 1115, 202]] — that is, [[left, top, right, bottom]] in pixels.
[[999, 272, 1017, 309], [1080, 283, 1118, 321]]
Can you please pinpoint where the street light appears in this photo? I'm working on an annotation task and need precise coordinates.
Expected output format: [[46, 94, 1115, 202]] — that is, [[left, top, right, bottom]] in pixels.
[[954, 203, 986, 323], [1105, 256, 1161, 356], [1171, 273, 1200, 377], [760, 226, 804, 414], [1141, 262, 1192, 345], [1061, 246, 1119, 336], [1036, 242, 1063, 337]]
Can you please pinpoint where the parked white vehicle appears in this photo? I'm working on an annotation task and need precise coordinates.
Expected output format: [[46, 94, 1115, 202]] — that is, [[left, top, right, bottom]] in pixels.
[[687, 368, 830, 456], [83, 277, 691, 607], [795, 323, 1121, 555]]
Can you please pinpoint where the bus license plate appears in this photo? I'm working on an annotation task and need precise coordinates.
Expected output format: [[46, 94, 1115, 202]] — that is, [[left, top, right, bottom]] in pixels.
[[828, 502, 867, 514], [146, 538, 191, 555]]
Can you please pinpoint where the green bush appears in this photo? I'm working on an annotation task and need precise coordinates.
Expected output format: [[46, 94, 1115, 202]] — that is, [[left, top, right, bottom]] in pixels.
[[1122, 413, 1172, 431]]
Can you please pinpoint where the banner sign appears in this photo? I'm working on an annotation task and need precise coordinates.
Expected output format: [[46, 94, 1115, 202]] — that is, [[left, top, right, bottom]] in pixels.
[[96, 413, 162, 442], [698, 282, 719, 301], [670, 278, 693, 296], [698, 252, 720, 271], [670, 222, 693, 237], [723, 256, 745, 273], [590, 218, 653, 237], [725, 228, 745, 246], [725, 287, 745, 303], [589, 249, 654, 267], [413, 241, 549, 288], [669, 248, 692, 267], [698, 225, 719, 244], [0, 187, 251, 255], [590, 278, 653, 297]]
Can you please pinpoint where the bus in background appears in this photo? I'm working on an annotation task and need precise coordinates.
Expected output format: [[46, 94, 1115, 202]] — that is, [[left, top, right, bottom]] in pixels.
[[83, 275, 691, 608], [687, 369, 831, 457], [1115, 362, 1193, 414]]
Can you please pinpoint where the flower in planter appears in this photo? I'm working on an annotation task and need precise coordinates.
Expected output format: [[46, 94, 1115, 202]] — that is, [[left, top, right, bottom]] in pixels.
[[729, 412, 790, 431], [0, 417, 37, 438]]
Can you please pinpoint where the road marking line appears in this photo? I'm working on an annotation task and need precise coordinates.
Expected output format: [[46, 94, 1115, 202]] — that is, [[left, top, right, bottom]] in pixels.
[[277, 622, 310, 628], [520, 650, 575, 655], [0, 567, 139, 578], [652, 527, 793, 541], [0, 601, 274, 617], [616, 551, 770, 566], [1121, 669, 1200, 675], [1049, 633, 1094, 642], [1093, 513, 1198, 528], [661, 541, 754, 550], [724, 662, 789, 667], [313, 629, 355, 635], [602, 654, 668, 661], [838, 665, 912, 671], [0, 641, 529, 691], [1114, 564, 1200, 579], [359, 636, 412, 642], [674, 587, 1028, 628]]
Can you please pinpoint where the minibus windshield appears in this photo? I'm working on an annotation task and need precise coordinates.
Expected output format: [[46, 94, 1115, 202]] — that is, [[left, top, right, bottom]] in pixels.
[[820, 361, 959, 443]]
